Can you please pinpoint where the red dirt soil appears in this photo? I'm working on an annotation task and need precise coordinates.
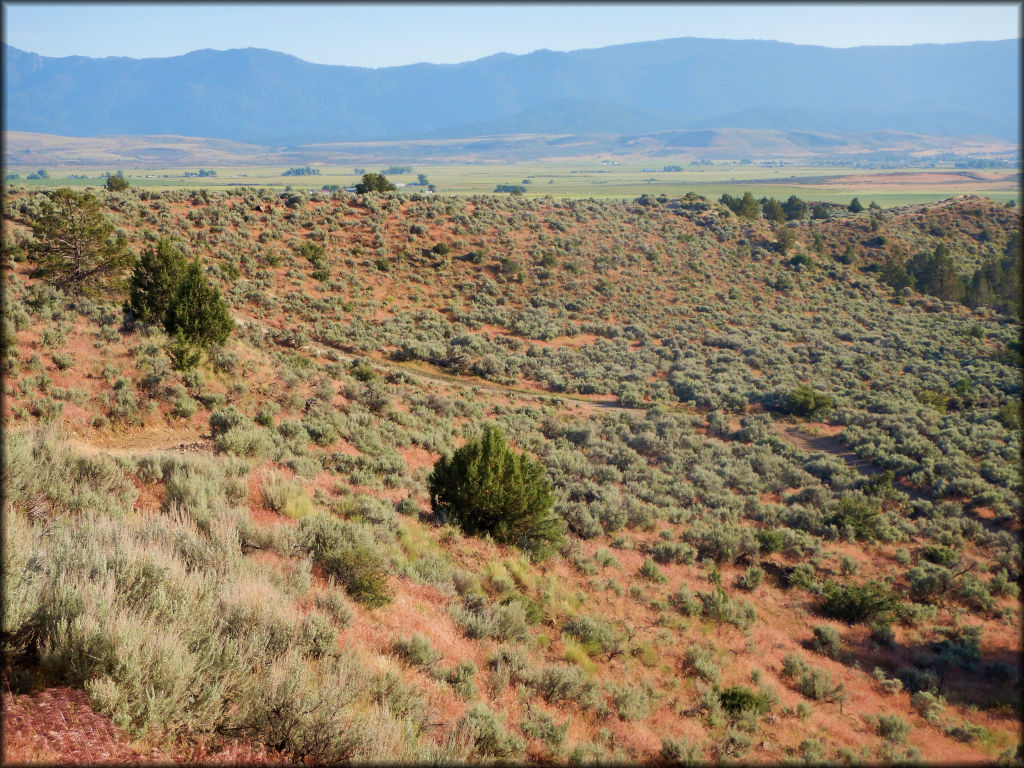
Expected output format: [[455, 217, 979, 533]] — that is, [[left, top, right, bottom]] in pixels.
[[2, 685, 288, 765]]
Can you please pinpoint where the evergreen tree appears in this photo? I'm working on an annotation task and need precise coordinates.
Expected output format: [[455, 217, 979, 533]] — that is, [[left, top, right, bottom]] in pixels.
[[104, 172, 129, 192], [848, 197, 864, 213], [738, 191, 760, 220], [762, 197, 786, 223], [163, 260, 234, 347], [782, 195, 808, 220], [28, 188, 134, 296], [911, 243, 964, 302], [428, 424, 563, 556], [127, 238, 187, 325], [355, 173, 396, 193]]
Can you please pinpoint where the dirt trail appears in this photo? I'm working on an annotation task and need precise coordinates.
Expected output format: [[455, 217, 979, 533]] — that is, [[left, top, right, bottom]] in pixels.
[[234, 312, 650, 416], [8, 424, 212, 458], [772, 423, 928, 501]]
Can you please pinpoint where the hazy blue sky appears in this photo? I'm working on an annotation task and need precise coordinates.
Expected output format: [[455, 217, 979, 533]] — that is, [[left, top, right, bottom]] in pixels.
[[4, 2, 1019, 68]]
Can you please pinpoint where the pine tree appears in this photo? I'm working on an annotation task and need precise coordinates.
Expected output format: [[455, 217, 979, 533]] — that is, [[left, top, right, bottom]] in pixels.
[[163, 260, 234, 347], [428, 424, 563, 556], [28, 188, 134, 295], [127, 238, 187, 325]]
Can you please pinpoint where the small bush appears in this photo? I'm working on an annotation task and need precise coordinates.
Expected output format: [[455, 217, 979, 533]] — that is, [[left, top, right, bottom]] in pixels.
[[522, 704, 569, 754], [297, 514, 392, 608], [660, 736, 702, 765], [784, 384, 835, 419], [877, 713, 911, 743], [911, 691, 945, 724], [819, 580, 899, 625], [456, 703, 525, 761], [718, 685, 770, 716], [811, 625, 842, 659], [392, 632, 443, 668], [638, 557, 667, 583], [734, 566, 764, 591], [684, 645, 721, 683], [262, 472, 315, 519]]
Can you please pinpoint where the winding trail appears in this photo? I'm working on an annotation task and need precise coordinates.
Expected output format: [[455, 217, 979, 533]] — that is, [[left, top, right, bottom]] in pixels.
[[233, 311, 655, 416]]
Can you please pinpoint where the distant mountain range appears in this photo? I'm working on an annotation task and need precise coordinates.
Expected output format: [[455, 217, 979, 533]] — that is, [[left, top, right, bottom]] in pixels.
[[3, 37, 1019, 145]]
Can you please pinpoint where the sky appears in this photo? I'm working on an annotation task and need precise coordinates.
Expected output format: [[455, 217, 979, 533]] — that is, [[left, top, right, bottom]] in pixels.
[[3, 2, 1020, 68]]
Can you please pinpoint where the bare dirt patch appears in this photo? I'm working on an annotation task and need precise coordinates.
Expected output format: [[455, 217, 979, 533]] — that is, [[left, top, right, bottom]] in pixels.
[[2, 686, 173, 765]]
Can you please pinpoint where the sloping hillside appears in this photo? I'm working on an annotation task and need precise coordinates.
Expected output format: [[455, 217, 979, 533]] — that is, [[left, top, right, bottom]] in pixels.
[[2, 185, 1020, 763]]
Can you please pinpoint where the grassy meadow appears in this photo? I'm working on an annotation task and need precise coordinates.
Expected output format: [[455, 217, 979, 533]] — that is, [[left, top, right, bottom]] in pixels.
[[7, 160, 1020, 207]]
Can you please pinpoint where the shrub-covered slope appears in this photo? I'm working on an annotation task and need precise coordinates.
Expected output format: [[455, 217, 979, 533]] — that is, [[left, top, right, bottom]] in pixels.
[[2, 186, 1020, 763]]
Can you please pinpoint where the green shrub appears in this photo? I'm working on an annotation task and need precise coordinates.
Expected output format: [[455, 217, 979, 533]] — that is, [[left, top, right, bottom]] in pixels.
[[638, 557, 667, 583], [734, 566, 764, 591], [427, 423, 563, 556], [781, 654, 846, 703], [698, 586, 757, 629], [811, 625, 843, 659], [562, 615, 625, 659], [660, 735, 702, 765], [819, 580, 899, 625], [684, 645, 721, 683], [910, 691, 945, 724], [877, 713, 911, 743], [262, 472, 315, 519], [718, 685, 770, 716], [127, 238, 187, 325], [784, 384, 835, 419], [456, 703, 525, 761], [163, 260, 234, 347], [297, 514, 392, 608], [610, 681, 656, 721], [521, 704, 569, 753], [828, 494, 885, 541], [392, 632, 443, 668], [170, 395, 199, 419]]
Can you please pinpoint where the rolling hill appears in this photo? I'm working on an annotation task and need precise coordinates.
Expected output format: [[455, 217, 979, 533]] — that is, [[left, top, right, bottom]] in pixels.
[[2, 180, 1020, 763]]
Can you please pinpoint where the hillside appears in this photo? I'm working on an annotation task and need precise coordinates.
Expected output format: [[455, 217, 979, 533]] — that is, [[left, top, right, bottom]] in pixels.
[[2, 184, 1021, 764], [3, 37, 1019, 144]]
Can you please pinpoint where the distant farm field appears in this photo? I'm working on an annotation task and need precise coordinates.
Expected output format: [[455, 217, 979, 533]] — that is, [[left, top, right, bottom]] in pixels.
[[6, 161, 1019, 208]]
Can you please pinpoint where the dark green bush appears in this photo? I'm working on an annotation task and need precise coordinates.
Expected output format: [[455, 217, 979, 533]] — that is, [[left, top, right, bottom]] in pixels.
[[717, 685, 771, 716], [819, 580, 899, 625], [784, 384, 835, 419], [428, 424, 563, 556]]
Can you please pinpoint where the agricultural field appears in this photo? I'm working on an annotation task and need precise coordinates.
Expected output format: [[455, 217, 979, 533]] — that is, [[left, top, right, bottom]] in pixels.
[[5, 159, 1020, 208], [2, 181, 1021, 764]]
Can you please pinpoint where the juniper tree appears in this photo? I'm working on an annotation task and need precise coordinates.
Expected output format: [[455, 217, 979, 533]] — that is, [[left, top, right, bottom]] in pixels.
[[428, 423, 563, 556], [127, 238, 187, 325], [163, 259, 234, 347]]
